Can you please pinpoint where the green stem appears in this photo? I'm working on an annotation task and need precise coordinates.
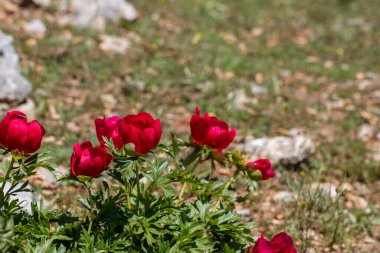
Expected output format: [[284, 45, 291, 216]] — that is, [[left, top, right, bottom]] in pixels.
[[135, 163, 140, 211], [86, 184, 94, 234], [176, 152, 202, 206], [178, 182, 187, 200], [212, 177, 234, 210], [0, 157, 15, 207], [126, 185, 131, 209]]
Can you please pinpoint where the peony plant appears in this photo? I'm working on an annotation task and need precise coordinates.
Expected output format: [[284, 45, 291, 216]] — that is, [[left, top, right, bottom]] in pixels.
[[0, 108, 297, 252]]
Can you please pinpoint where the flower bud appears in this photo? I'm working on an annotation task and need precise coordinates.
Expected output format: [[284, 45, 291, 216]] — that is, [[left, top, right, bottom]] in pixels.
[[246, 232, 297, 253], [190, 107, 236, 151], [119, 112, 162, 155], [0, 110, 45, 154], [246, 158, 275, 180], [95, 115, 124, 149], [70, 141, 113, 178]]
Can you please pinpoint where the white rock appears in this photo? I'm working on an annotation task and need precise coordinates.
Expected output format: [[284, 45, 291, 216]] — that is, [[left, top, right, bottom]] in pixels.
[[0, 30, 32, 102], [273, 191, 293, 202], [3, 182, 39, 214], [239, 135, 315, 165], [23, 19, 47, 38], [251, 84, 268, 95], [236, 208, 250, 217], [357, 124, 373, 141], [99, 35, 130, 54], [59, 0, 138, 31], [33, 0, 51, 7]]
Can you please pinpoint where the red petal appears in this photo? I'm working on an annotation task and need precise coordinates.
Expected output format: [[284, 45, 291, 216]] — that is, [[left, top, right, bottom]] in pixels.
[[195, 106, 201, 116], [23, 120, 45, 153], [120, 123, 141, 150], [152, 119, 162, 147], [251, 234, 272, 253], [70, 153, 78, 176], [190, 115, 210, 144], [138, 127, 155, 154], [270, 232, 297, 253], [5, 118, 28, 151]]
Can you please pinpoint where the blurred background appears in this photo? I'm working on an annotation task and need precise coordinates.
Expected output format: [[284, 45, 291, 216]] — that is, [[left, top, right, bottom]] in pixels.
[[0, 0, 379, 252]]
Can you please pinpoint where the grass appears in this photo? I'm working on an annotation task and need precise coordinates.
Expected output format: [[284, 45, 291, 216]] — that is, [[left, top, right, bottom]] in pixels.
[[1, 0, 380, 251]]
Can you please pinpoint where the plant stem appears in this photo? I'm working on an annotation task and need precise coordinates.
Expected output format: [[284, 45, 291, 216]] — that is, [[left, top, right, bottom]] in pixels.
[[86, 184, 94, 234], [178, 182, 187, 200], [212, 177, 234, 210], [126, 185, 131, 209], [134, 162, 140, 211], [176, 151, 202, 206], [0, 157, 15, 207]]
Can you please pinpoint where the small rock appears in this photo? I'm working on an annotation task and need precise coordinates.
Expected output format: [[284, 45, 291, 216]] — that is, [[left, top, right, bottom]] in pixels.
[[0, 30, 32, 102], [3, 182, 39, 214], [311, 182, 338, 200], [341, 183, 353, 192], [251, 84, 268, 95], [23, 19, 47, 38], [355, 73, 380, 91], [347, 194, 368, 209], [33, 0, 51, 7], [99, 35, 130, 54], [229, 90, 249, 109], [101, 94, 117, 110], [239, 135, 315, 165], [236, 208, 250, 217], [357, 124, 374, 141], [59, 0, 138, 31], [273, 191, 293, 203]]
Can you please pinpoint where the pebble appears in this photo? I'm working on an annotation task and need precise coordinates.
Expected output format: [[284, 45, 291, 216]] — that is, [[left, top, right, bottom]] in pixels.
[[347, 193, 368, 210], [99, 35, 130, 54], [357, 124, 374, 141], [273, 191, 293, 203], [23, 19, 47, 38], [251, 84, 268, 95]]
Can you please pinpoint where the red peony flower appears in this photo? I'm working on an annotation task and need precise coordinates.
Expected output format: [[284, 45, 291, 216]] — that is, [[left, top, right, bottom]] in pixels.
[[70, 141, 113, 178], [119, 112, 162, 155], [0, 110, 45, 154], [247, 158, 275, 180], [270, 232, 297, 253], [246, 232, 297, 253], [190, 107, 236, 151], [95, 115, 124, 149]]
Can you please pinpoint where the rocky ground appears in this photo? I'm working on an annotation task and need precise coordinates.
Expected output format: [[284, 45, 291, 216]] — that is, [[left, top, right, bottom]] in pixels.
[[0, 0, 379, 252]]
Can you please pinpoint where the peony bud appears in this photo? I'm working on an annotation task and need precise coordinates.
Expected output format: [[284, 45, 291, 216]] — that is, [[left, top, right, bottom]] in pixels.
[[190, 107, 236, 151], [94, 115, 124, 149], [70, 141, 113, 178], [246, 159, 275, 180], [246, 232, 297, 253], [0, 110, 45, 154], [119, 112, 162, 155]]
